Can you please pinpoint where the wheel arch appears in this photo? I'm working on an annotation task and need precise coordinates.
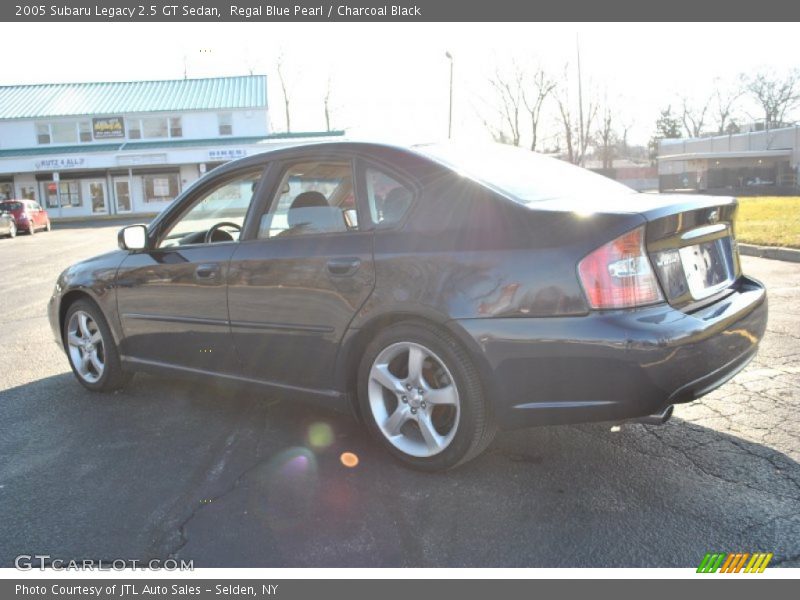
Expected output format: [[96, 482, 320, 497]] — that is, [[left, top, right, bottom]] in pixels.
[[336, 310, 497, 422], [58, 289, 122, 346]]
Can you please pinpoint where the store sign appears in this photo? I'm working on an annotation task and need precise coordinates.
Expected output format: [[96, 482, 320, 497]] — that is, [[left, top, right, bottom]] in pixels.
[[93, 116, 125, 139], [208, 148, 246, 161], [35, 157, 86, 170], [117, 153, 168, 166]]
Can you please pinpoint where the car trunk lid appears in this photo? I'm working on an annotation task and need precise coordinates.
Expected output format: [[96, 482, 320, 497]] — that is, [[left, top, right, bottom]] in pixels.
[[525, 192, 740, 310], [642, 195, 740, 309]]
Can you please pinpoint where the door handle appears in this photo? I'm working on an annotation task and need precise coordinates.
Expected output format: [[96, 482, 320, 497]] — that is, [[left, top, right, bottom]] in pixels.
[[327, 257, 361, 276], [195, 263, 221, 282]]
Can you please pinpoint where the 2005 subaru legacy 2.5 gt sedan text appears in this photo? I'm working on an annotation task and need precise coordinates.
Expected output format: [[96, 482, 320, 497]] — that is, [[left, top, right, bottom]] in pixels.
[[48, 142, 768, 470]]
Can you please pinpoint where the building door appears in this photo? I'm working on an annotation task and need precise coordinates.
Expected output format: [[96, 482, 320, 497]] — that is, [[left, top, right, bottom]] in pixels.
[[86, 181, 108, 214], [113, 179, 132, 213]]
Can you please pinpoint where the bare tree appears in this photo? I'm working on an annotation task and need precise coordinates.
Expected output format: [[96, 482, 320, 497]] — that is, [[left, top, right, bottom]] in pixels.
[[619, 118, 633, 157], [681, 95, 711, 138], [596, 104, 616, 170], [742, 68, 800, 129], [522, 68, 556, 151], [710, 80, 743, 134], [555, 66, 597, 165], [483, 64, 525, 146], [276, 52, 292, 133]]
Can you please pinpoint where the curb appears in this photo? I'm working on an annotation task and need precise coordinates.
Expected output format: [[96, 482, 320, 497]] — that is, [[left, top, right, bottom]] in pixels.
[[739, 243, 800, 263]]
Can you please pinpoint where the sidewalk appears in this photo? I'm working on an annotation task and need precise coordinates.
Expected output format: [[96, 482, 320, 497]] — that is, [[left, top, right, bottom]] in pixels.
[[50, 214, 157, 228]]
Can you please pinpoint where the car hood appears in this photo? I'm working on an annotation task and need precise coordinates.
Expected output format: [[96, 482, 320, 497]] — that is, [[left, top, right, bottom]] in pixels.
[[60, 249, 128, 287]]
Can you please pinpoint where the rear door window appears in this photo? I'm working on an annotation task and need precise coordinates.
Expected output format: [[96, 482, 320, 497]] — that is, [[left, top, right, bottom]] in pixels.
[[258, 160, 358, 238], [365, 167, 413, 229]]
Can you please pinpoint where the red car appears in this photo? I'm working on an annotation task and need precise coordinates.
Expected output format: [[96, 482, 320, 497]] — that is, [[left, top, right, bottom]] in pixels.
[[0, 199, 51, 234]]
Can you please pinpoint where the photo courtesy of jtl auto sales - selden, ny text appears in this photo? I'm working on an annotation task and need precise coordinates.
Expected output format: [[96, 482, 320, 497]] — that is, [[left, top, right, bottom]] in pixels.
[[0, 0, 799, 598]]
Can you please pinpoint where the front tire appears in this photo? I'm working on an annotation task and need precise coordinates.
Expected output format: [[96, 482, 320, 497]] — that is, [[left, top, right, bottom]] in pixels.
[[357, 321, 496, 471], [63, 299, 131, 392], [6, 222, 15, 238]]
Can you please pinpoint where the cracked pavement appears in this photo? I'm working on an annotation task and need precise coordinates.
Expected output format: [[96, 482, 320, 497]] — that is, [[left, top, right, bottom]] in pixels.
[[0, 223, 798, 567]]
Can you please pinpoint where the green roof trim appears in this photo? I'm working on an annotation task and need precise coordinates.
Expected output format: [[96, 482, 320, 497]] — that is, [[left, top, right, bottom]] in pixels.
[[0, 75, 267, 120], [0, 131, 346, 159]]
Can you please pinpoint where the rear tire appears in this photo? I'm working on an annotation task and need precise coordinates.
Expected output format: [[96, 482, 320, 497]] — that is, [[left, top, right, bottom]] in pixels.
[[45, 220, 51, 232], [63, 299, 131, 392], [357, 321, 496, 471], [28, 222, 35, 235]]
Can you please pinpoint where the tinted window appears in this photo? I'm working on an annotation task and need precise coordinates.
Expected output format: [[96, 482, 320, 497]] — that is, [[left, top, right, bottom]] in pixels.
[[258, 161, 356, 239], [365, 167, 413, 228], [0, 201, 22, 211], [416, 142, 635, 204]]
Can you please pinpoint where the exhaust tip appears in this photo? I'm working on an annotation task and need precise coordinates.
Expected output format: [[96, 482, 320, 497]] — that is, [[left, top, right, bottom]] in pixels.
[[631, 404, 674, 425]]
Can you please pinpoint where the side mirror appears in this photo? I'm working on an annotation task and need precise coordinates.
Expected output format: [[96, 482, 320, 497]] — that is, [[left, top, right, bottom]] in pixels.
[[118, 224, 148, 251]]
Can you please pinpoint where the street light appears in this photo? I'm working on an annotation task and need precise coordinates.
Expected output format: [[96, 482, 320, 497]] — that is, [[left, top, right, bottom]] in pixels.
[[445, 51, 454, 139]]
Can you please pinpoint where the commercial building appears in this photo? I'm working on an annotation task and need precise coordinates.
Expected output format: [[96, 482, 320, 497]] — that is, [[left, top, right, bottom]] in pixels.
[[657, 125, 800, 194], [0, 75, 343, 218]]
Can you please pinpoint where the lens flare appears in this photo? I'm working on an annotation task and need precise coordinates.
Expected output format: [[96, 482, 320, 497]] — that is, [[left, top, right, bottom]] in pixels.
[[340, 452, 359, 468], [307, 422, 334, 449]]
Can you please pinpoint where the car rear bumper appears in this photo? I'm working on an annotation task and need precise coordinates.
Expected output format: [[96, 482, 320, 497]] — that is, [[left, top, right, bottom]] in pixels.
[[455, 275, 768, 429]]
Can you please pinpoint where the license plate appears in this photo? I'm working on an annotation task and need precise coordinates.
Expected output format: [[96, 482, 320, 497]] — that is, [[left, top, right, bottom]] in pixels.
[[678, 238, 734, 300]]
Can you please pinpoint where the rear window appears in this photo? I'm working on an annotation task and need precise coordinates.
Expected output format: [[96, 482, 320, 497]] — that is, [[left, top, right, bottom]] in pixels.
[[0, 201, 22, 211], [415, 142, 636, 204]]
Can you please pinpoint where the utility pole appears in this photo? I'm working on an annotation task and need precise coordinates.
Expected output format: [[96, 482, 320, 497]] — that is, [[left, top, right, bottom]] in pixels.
[[576, 34, 585, 166], [446, 51, 454, 139]]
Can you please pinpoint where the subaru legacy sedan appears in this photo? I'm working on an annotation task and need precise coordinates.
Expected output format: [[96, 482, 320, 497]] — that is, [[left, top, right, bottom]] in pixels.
[[48, 142, 767, 470]]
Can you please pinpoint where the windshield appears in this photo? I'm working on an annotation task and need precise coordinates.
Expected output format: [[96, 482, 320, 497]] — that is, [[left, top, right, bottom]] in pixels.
[[0, 201, 22, 212], [415, 142, 636, 204]]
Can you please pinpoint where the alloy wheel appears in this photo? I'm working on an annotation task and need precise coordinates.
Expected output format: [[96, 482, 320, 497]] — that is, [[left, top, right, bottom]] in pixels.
[[367, 341, 460, 457], [66, 310, 106, 384]]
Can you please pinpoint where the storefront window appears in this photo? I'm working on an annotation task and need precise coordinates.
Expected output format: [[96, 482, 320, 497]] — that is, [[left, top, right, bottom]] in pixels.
[[20, 186, 36, 201], [44, 181, 81, 208], [143, 173, 180, 203], [0, 182, 13, 200]]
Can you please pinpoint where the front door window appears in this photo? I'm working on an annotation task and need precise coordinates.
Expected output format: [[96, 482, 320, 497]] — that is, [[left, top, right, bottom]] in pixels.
[[158, 168, 263, 248]]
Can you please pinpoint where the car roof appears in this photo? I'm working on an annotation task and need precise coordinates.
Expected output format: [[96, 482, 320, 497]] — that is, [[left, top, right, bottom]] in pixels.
[[208, 140, 440, 177]]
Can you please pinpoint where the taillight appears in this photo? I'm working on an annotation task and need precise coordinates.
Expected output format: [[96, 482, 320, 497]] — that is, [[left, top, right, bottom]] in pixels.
[[578, 226, 664, 309]]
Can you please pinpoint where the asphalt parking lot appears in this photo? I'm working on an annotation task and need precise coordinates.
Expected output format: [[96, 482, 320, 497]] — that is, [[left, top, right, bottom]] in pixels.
[[0, 222, 798, 568]]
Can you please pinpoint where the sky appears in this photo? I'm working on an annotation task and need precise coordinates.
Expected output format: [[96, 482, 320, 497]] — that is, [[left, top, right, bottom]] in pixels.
[[0, 22, 797, 148]]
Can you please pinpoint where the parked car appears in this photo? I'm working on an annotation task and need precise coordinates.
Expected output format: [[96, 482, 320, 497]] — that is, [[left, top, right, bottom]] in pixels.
[[47, 142, 768, 470], [0, 199, 51, 234], [0, 211, 16, 238]]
